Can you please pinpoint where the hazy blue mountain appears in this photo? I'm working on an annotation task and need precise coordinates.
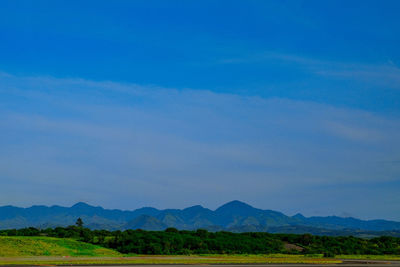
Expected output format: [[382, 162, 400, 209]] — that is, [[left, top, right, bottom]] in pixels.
[[1, 200, 400, 236], [264, 225, 400, 238], [123, 215, 166, 231], [292, 215, 400, 231], [214, 200, 297, 228]]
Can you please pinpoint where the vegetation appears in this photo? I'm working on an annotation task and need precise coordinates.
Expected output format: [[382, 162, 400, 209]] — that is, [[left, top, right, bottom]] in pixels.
[[1, 227, 400, 256], [75, 217, 84, 228]]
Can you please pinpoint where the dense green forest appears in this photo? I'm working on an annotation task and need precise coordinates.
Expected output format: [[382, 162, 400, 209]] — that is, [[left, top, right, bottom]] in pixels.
[[1, 226, 399, 256]]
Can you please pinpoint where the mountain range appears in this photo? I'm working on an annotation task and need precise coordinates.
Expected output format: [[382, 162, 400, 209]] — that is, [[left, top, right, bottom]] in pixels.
[[1, 200, 400, 237]]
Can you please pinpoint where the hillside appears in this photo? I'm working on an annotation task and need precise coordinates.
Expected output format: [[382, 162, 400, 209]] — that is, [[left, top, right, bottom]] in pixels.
[[0, 236, 120, 257], [1, 201, 400, 236]]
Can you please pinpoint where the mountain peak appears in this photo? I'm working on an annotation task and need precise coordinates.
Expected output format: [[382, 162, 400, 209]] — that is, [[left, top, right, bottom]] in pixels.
[[216, 200, 254, 212], [184, 205, 204, 211], [72, 202, 92, 208], [293, 213, 306, 219]]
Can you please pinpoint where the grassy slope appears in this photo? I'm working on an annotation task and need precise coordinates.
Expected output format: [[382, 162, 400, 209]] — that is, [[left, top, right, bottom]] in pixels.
[[0, 236, 120, 257]]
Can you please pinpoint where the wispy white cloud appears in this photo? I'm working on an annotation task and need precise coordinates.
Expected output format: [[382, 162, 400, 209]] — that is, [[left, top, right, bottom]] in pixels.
[[218, 51, 400, 89], [0, 72, 400, 218], [323, 121, 384, 142]]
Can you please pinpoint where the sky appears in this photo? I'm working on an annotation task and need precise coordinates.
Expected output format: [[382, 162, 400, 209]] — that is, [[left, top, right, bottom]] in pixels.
[[0, 0, 400, 220]]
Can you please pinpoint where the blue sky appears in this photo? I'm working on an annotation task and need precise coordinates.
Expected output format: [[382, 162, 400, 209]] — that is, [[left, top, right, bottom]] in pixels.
[[1, 0, 400, 220]]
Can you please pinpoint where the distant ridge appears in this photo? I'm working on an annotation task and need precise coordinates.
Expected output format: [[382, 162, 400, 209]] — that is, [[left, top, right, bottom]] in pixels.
[[1, 200, 400, 237]]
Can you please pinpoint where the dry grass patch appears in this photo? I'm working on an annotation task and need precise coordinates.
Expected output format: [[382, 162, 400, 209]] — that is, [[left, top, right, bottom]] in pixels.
[[0, 254, 342, 265]]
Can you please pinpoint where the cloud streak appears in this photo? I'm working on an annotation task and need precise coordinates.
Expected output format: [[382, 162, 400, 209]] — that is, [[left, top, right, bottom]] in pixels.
[[218, 52, 400, 90], [0, 73, 400, 220]]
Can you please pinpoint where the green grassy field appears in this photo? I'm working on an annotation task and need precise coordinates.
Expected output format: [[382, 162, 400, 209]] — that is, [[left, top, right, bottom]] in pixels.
[[0, 236, 121, 257]]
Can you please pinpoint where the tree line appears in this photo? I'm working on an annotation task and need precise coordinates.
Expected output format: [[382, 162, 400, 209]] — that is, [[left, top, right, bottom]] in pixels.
[[1, 225, 400, 256]]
